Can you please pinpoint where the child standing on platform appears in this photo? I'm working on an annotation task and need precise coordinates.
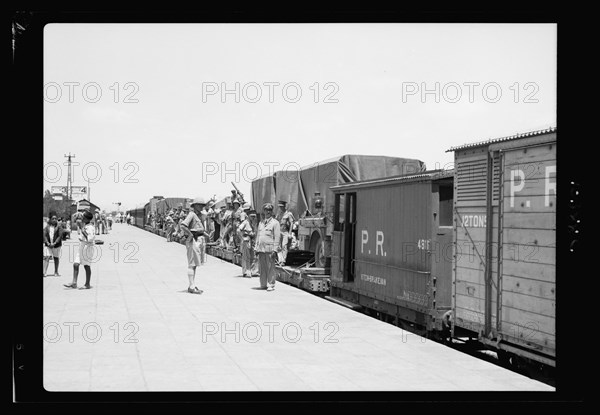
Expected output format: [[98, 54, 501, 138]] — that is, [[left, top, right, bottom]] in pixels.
[[64, 210, 96, 290]]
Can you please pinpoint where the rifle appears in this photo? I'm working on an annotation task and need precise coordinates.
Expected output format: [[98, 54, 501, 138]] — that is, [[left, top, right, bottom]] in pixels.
[[230, 182, 245, 204]]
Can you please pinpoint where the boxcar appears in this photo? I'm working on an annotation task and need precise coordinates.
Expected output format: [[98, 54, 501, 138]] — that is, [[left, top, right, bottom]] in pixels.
[[127, 204, 147, 228], [329, 170, 454, 334], [448, 127, 556, 367]]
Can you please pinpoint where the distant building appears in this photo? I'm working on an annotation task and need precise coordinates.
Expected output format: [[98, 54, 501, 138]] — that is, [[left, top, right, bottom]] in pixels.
[[51, 185, 88, 201], [75, 199, 101, 213]]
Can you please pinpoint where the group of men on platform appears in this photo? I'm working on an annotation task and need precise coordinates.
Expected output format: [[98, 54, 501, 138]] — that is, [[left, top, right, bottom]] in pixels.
[[173, 194, 297, 294]]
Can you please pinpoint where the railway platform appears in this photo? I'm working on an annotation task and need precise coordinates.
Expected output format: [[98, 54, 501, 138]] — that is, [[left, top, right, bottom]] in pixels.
[[43, 223, 554, 391]]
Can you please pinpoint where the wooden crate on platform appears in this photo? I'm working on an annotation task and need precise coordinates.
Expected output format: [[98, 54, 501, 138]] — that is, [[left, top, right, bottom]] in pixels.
[[275, 265, 331, 294]]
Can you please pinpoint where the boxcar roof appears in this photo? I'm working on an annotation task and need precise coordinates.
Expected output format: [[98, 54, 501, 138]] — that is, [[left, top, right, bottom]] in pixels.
[[446, 126, 556, 152], [331, 169, 454, 191]]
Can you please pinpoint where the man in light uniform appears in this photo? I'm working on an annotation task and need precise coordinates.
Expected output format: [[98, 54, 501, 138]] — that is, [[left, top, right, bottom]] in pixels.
[[237, 202, 251, 237], [231, 199, 244, 250], [254, 203, 280, 291], [179, 197, 211, 294], [238, 208, 257, 278], [201, 199, 216, 243], [276, 200, 295, 264], [215, 205, 226, 246], [220, 198, 234, 248]]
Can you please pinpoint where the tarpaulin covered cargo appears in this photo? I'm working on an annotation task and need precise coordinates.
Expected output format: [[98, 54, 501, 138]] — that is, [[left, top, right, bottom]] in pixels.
[[250, 173, 277, 213], [155, 197, 189, 214], [269, 155, 426, 220]]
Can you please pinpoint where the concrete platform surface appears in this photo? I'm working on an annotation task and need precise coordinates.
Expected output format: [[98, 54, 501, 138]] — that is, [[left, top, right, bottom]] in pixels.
[[43, 224, 555, 391]]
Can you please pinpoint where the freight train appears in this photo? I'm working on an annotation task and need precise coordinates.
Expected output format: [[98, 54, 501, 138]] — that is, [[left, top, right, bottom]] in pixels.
[[326, 127, 556, 373], [126, 127, 556, 375]]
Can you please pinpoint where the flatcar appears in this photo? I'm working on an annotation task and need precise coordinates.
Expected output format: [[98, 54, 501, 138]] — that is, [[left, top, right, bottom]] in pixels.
[[448, 127, 556, 368]]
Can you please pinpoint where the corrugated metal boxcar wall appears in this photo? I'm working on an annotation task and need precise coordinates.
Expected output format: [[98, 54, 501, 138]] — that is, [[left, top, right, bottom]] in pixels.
[[453, 145, 499, 337], [353, 181, 433, 316]]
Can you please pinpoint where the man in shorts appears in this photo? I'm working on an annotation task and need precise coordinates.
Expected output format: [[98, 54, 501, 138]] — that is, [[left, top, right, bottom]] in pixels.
[[179, 197, 211, 294], [64, 210, 96, 290]]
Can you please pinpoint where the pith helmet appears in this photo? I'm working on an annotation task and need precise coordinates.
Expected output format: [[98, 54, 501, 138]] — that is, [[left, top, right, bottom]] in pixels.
[[191, 196, 207, 206]]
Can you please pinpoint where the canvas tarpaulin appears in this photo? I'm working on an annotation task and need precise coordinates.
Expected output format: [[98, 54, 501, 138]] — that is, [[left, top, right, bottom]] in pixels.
[[266, 155, 426, 220], [155, 197, 189, 214], [250, 173, 277, 212]]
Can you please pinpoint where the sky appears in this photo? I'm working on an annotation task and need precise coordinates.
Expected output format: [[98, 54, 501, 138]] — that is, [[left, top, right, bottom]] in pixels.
[[43, 23, 556, 212]]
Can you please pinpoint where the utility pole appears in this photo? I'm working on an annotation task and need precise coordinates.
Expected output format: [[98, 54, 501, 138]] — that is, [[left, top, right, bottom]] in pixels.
[[64, 153, 75, 200]]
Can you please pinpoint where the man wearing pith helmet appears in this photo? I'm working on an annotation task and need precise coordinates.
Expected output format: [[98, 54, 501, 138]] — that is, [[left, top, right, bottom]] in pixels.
[[276, 200, 295, 264], [254, 203, 280, 291], [231, 199, 243, 250], [179, 196, 211, 294], [201, 199, 216, 243], [220, 198, 234, 248]]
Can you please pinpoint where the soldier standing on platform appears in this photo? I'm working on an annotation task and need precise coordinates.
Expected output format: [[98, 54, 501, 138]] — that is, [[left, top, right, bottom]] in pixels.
[[254, 203, 280, 291], [201, 200, 216, 243], [221, 199, 234, 248], [277, 200, 296, 264], [179, 197, 211, 294], [238, 208, 257, 278], [248, 211, 259, 277]]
